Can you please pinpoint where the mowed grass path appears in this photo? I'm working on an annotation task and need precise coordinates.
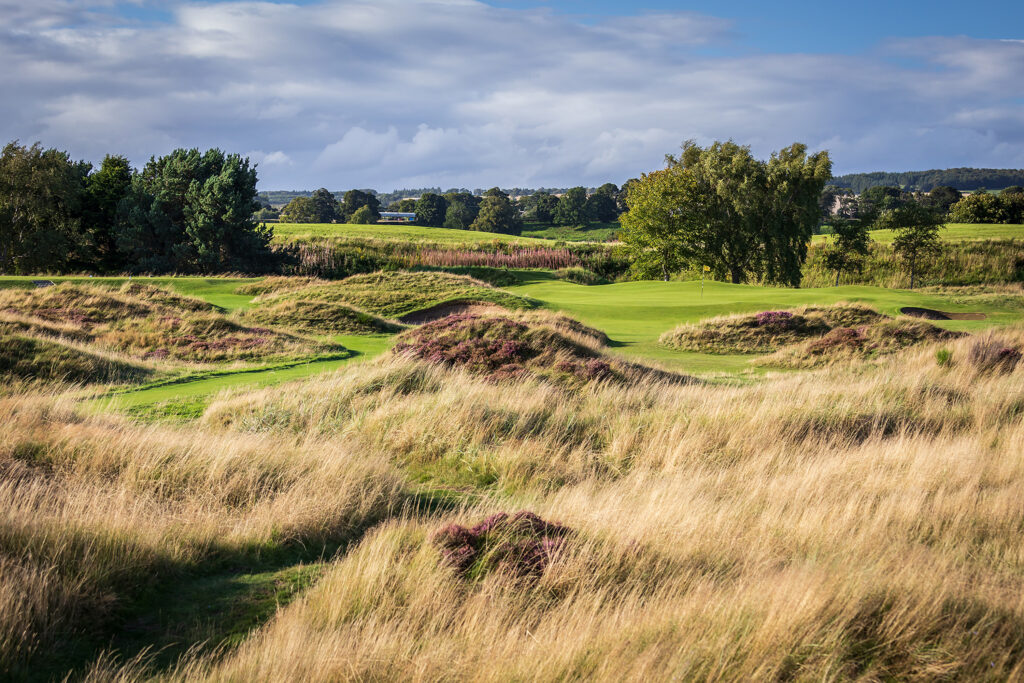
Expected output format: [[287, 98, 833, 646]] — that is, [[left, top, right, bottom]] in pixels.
[[506, 277, 1024, 373], [271, 222, 549, 245], [812, 223, 1024, 244]]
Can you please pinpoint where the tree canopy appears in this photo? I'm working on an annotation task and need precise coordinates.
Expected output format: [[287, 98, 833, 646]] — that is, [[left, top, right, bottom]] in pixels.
[[554, 187, 588, 226], [622, 140, 832, 285], [414, 193, 447, 227], [879, 204, 944, 289], [470, 188, 520, 235]]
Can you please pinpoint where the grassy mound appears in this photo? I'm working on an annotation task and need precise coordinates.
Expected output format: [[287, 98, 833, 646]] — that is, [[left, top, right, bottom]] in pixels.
[[0, 334, 151, 384], [239, 300, 403, 336], [392, 313, 618, 383], [258, 271, 536, 319], [660, 304, 886, 354], [234, 276, 325, 296], [761, 319, 963, 368], [0, 283, 343, 365]]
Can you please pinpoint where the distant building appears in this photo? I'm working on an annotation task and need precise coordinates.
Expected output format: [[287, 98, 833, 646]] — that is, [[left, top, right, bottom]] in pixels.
[[378, 211, 417, 224]]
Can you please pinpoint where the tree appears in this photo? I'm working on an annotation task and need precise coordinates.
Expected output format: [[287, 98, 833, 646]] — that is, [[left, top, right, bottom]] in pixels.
[[309, 188, 340, 223], [350, 205, 377, 224], [116, 148, 275, 273], [522, 191, 558, 223], [340, 190, 380, 222], [948, 193, 1006, 223], [922, 186, 962, 214], [0, 141, 89, 274], [880, 204, 944, 289], [554, 187, 588, 226], [621, 140, 831, 285], [444, 198, 477, 230], [822, 217, 871, 286], [280, 196, 316, 223], [388, 198, 417, 212], [585, 192, 618, 223], [620, 167, 701, 281], [415, 193, 447, 227], [1001, 186, 1024, 197], [81, 154, 133, 271], [470, 187, 520, 235]]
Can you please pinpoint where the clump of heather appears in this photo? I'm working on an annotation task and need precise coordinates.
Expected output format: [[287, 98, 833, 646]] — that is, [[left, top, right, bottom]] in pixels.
[[392, 313, 622, 383], [755, 310, 795, 328], [968, 336, 1022, 374], [431, 511, 571, 581]]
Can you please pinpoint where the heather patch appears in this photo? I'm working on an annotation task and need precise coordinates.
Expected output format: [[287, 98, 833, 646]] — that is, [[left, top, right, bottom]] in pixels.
[[660, 304, 887, 354], [432, 511, 571, 581], [257, 271, 536, 319], [967, 335, 1022, 374], [761, 319, 963, 368], [392, 313, 618, 383], [239, 300, 402, 336]]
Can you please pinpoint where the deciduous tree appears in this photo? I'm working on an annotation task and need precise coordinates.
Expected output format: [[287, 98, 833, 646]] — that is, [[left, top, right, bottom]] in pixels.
[[415, 192, 447, 227], [881, 204, 944, 289]]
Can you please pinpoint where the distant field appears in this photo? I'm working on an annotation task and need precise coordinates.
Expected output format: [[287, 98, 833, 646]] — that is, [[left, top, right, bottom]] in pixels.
[[270, 222, 548, 245], [813, 223, 1024, 244], [521, 222, 619, 242]]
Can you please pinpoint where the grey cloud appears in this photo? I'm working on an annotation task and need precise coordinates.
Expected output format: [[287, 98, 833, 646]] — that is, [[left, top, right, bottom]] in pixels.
[[1, 1, 1023, 189]]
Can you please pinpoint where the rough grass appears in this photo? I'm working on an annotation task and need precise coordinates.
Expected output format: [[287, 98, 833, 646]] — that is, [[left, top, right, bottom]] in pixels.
[[0, 334, 152, 385], [136, 328, 1024, 681], [0, 282, 343, 367], [0, 389, 406, 676], [233, 276, 325, 297], [257, 270, 537, 319], [238, 299, 403, 336], [760, 318, 964, 368], [660, 304, 886, 354]]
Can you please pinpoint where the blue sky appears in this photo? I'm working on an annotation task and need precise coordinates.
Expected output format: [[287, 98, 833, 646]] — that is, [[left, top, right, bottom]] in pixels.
[[2, 0, 1023, 190]]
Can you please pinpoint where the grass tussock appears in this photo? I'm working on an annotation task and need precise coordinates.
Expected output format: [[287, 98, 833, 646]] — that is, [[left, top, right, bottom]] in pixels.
[[660, 304, 886, 354], [0, 282, 343, 368], [254, 270, 537, 319], [238, 299, 403, 336], [233, 276, 325, 296]]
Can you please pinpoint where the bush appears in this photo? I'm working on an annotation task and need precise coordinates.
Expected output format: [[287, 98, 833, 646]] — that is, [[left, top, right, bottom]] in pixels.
[[431, 511, 570, 580], [554, 267, 606, 285]]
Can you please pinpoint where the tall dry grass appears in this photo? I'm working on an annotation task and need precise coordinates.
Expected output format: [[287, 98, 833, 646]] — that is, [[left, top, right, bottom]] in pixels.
[[0, 389, 406, 674], [6, 326, 1024, 679]]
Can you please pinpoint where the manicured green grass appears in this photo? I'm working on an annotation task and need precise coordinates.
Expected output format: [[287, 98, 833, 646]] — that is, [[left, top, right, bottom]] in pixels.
[[271, 222, 548, 245], [521, 222, 620, 242], [506, 276, 1024, 373], [813, 223, 1024, 244], [94, 335, 394, 417]]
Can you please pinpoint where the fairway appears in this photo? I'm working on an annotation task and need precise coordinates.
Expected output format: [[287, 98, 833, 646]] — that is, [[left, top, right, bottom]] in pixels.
[[506, 277, 1024, 372], [812, 222, 1024, 244], [270, 222, 550, 245]]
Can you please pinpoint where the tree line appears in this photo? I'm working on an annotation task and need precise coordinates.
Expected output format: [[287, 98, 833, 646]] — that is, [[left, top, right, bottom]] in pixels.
[[0, 141, 279, 275], [277, 183, 627, 235], [832, 168, 1024, 193]]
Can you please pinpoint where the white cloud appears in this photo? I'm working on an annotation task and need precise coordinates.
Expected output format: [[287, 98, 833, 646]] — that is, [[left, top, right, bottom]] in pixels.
[[1, 1, 1023, 189]]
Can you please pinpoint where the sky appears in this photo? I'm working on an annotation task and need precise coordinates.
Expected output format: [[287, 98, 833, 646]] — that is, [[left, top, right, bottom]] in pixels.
[[2, 0, 1023, 191]]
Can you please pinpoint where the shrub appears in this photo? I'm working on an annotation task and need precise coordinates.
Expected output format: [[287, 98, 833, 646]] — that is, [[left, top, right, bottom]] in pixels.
[[935, 348, 953, 367], [554, 267, 606, 285], [967, 336, 1022, 374], [431, 511, 571, 580]]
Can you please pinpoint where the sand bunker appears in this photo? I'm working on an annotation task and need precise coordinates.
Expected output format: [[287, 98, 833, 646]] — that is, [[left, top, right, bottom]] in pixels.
[[900, 307, 987, 321]]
